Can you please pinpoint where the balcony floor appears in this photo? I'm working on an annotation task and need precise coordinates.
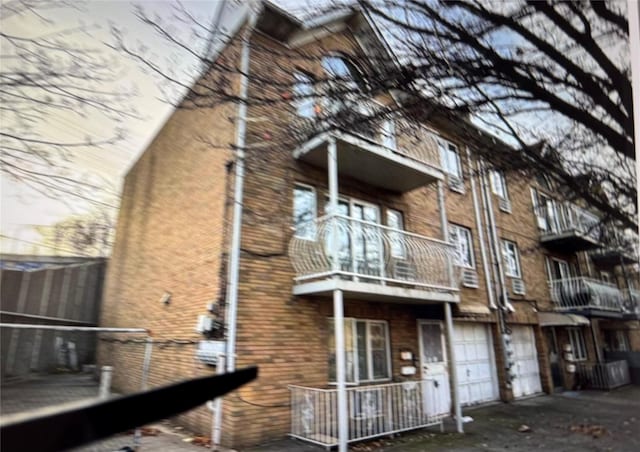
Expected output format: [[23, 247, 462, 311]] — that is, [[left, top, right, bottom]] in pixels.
[[540, 232, 600, 252], [293, 278, 459, 304]]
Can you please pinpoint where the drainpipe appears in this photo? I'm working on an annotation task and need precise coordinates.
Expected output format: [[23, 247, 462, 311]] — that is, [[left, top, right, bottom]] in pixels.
[[225, 6, 259, 375], [479, 162, 514, 314], [437, 180, 463, 434], [466, 147, 498, 310]]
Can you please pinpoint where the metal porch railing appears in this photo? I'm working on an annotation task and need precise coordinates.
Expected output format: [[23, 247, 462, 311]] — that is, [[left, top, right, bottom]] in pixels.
[[549, 277, 624, 311], [289, 215, 459, 292], [289, 380, 446, 447], [576, 360, 631, 390]]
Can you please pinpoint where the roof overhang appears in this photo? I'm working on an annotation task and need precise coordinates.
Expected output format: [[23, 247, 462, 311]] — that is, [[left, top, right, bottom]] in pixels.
[[538, 312, 590, 327]]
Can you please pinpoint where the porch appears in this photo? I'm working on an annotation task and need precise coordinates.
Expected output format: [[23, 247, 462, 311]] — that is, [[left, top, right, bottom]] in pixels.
[[549, 277, 624, 314], [288, 214, 459, 303], [289, 380, 446, 448]]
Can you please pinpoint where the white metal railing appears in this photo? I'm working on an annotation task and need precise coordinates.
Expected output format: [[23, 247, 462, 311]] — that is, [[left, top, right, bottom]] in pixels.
[[623, 288, 640, 315], [534, 202, 600, 241], [289, 215, 459, 292], [550, 277, 624, 311], [576, 361, 630, 390], [289, 380, 445, 447]]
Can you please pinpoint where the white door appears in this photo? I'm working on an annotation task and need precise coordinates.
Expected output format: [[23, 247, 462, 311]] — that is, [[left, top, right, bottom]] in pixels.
[[511, 326, 542, 398], [453, 323, 499, 406], [418, 320, 451, 417]]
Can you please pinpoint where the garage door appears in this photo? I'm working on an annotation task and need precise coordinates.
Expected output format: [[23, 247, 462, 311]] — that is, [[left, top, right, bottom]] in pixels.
[[454, 323, 499, 406], [511, 326, 542, 398]]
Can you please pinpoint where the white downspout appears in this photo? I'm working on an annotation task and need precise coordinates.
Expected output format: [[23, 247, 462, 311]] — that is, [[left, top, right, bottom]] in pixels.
[[466, 147, 498, 310], [479, 162, 514, 313], [225, 7, 259, 375], [437, 180, 463, 434]]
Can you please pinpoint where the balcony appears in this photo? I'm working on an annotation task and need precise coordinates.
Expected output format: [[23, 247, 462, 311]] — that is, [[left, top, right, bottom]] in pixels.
[[289, 381, 446, 448], [291, 109, 443, 193], [534, 202, 600, 252], [288, 215, 459, 303], [550, 277, 624, 315]]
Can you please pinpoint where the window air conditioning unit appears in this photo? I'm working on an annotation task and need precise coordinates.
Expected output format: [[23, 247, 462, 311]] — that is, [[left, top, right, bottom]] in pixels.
[[448, 176, 465, 193], [512, 278, 526, 295], [195, 340, 226, 365], [499, 198, 512, 213], [461, 268, 479, 288], [394, 260, 417, 281]]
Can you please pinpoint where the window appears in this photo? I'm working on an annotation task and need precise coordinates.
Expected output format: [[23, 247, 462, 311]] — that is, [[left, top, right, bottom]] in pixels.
[[328, 318, 391, 383], [293, 71, 315, 118], [491, 170, 509, 200], [567, 328, 587, 361], [604, 330, 629, 352], [449, 224, 475, 269], [501, 239, 521, 278], [438, 140, 462, 179], [531, 188, 559, 233], [293, 185, 316, 239], [386, 209, 405, 258], [322, 55, 368, 92], [380, 119, 396, 150], [545, 257, 570, 281]]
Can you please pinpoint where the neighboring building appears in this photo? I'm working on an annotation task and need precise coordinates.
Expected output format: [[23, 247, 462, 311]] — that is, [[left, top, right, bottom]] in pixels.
[[0, 254, 106, 380], [98, 2, 639, 450]]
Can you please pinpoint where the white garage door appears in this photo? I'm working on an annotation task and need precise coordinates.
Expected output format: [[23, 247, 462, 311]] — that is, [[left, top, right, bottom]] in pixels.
[[511, 326, 542, 398], [453, 323, 499, 406]]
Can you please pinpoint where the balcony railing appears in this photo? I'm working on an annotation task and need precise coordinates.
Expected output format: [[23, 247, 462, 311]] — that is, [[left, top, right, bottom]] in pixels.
[[534, 202, 600, 249], [289, 215, 459, 293], [623, 288, 640, 315], [289, 381, 446, 447], [550, 277, 624, 312], [576, 361, 630, 390]]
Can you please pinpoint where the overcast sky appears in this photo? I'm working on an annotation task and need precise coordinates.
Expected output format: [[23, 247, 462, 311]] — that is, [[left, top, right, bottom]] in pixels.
[[1, 1, 221, 253]]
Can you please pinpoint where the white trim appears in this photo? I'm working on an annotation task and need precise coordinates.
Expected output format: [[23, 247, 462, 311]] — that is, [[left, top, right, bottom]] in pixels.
[[501, 239, 522, 278], [293, 279, 459, 303], [449, 224, 476, 270], [567, 327, 587, 361], [328, 318, 392, 384]]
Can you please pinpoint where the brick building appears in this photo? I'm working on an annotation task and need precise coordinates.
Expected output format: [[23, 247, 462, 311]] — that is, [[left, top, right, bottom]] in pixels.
[[99, 2, 639, 450]]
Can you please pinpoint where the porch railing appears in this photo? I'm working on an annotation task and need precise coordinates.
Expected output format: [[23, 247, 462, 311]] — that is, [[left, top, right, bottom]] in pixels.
[[289, 215, 459, 292], [289, 381, 446, 447], [549, 277, 624, 311], [534, 202, 600, 240], [576, 360, 630, 390]]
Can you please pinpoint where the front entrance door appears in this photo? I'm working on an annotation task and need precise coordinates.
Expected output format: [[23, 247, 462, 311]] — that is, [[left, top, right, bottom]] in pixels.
[[418, 320, 451, 418]]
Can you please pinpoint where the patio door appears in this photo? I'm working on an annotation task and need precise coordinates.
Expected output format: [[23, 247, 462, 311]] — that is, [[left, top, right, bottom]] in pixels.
[[325, 198, 382, 276], [418, 320, 451, 417]]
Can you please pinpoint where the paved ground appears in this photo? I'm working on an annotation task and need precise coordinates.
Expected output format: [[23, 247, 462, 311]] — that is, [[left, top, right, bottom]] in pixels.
[[2, 374, 639, 451]]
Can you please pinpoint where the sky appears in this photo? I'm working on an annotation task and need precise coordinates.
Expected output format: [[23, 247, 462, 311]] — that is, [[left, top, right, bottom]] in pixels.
[[1, 0, 219, 254]]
